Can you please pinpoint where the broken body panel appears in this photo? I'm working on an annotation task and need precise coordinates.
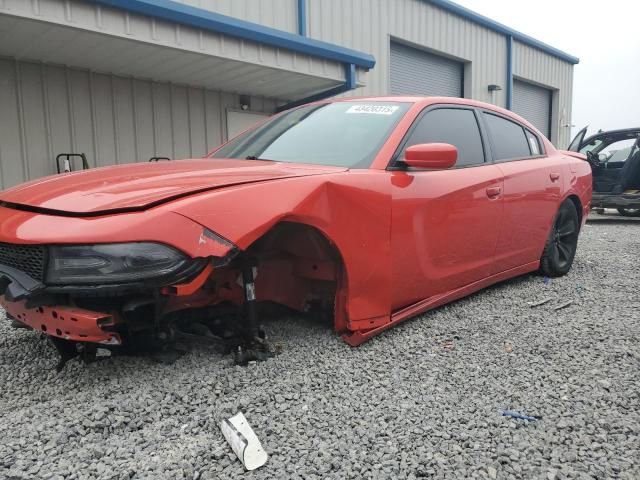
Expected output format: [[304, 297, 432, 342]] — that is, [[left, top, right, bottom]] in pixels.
[[0, 97, 592, 360], [569, 127, 640, 212]]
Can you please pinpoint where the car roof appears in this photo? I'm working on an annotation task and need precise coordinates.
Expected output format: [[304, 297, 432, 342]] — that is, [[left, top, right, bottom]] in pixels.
[[331, 95, 506, 110], [582, 127, 640, 145], [326, 95, 542, 138]]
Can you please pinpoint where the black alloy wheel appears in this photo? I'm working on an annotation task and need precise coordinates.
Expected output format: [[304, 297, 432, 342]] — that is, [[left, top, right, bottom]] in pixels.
[[540, 201, 580, 277]]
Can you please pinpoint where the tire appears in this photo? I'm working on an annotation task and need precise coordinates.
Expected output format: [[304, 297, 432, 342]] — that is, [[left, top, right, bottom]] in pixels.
[[617, 207, 640, 217], [539, 201, 580, 277]]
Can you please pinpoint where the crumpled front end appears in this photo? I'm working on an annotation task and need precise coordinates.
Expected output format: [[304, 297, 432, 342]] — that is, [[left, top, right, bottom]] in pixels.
[[0, 204, 250, 368]]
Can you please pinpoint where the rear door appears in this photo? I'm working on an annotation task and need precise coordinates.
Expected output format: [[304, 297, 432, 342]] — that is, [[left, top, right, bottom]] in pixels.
[[481, 111, 561, 274], [390, 106, 503, 310]]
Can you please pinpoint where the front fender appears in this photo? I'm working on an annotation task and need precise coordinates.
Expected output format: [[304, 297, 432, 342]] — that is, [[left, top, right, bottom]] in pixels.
[[172, 171, 393, 325]]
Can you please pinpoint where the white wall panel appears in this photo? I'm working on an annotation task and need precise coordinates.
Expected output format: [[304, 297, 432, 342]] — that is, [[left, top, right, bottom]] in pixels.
[[0, 60, 26, 187], [0, 58, 276, 189]]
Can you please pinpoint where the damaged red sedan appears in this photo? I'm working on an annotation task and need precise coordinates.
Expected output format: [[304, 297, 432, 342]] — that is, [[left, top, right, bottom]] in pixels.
[[0, 97, 591, 366]]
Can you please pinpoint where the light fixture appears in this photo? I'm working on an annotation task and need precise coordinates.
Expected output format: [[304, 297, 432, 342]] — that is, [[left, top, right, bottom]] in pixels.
[[239, 95, 250, 111], [488, 84, 502, 92]]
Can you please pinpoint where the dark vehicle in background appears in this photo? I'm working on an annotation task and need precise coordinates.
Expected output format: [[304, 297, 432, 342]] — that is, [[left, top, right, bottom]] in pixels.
[[569, 127, 640, 216]]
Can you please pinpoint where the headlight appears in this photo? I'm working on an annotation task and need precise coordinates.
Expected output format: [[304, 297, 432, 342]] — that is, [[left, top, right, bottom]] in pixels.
[[46, 243, 189, 285]]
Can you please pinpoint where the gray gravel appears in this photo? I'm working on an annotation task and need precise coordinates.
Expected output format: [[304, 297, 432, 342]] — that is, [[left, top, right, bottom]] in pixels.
[[1, 219, 639, 480]]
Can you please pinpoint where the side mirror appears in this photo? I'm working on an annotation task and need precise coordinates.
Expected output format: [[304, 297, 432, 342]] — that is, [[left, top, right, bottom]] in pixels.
[[403, 143, 458, 169]]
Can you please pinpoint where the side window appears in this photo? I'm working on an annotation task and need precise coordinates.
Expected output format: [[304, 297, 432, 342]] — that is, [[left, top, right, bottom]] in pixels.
[[525, 130, 543, 156], [483, 113, 531, 161], [402, 108, 485, 167], [593, 138, 637, 165]]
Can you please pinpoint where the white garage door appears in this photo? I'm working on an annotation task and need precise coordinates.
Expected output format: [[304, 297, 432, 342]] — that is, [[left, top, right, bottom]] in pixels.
[[513, 79, 552, 138], [390, 42, 463, 97]]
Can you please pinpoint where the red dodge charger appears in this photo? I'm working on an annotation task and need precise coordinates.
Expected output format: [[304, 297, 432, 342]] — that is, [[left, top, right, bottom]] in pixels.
[[0, 97, 591, 365]]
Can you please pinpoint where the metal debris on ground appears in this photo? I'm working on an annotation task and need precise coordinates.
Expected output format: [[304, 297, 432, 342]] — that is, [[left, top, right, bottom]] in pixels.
[[528, 297, 552, 308], [501, 410, 541, 422], [554, 300, 574, 311], [220, 412, 268, 471]]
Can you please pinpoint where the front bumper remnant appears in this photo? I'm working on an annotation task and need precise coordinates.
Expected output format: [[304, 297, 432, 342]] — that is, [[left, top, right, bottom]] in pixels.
[[0, 297, 121, 346]]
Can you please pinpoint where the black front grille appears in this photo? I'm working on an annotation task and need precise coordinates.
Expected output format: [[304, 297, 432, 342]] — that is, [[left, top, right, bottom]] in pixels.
[[0, 243, 46, 281]]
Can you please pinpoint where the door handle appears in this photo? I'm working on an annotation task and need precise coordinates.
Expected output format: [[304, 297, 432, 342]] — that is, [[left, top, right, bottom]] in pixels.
[[486, 186, 501, 198], [550, 172, 560, 181]]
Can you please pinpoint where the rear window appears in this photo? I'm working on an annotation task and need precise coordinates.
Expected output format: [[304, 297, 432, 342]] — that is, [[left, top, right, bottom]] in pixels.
[[483, 113, 531, 161], [525, 130, 543, 156]]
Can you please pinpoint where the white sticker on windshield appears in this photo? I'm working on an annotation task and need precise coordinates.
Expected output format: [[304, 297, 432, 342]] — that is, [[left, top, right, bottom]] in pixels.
[[346, 105, 399, 115]]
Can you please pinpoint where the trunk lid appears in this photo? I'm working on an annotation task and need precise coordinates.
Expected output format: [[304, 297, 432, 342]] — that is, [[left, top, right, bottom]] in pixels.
[[559, 150, 588, 161], [0, 159, 345, 216]]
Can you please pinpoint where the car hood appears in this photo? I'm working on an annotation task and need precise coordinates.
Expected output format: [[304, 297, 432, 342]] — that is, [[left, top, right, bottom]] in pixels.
[[0, 159, 346, 216]]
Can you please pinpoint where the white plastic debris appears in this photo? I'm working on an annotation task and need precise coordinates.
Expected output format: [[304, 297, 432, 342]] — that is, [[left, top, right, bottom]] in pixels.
[[220, 412, 268, 471]]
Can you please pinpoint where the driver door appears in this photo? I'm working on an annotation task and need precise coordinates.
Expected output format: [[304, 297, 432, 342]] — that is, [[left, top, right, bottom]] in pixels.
[[390, 106, 503, 311]]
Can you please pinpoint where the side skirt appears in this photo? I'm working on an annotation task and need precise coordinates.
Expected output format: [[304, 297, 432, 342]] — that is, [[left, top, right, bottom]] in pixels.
[[341, 261, 540, 346]]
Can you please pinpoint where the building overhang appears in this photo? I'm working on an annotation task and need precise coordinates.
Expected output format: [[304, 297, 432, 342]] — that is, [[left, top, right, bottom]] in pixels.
[[0, 0, 373, 102]]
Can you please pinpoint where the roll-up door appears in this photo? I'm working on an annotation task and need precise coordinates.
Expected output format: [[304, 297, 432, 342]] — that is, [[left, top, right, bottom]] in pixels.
[[513, 79, 552, 138], [390, 42, 463, 97]]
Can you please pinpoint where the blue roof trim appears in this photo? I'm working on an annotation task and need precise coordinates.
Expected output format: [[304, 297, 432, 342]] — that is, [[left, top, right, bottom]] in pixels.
[[427, 0, 579, 65], [86, 0, 376, 69]]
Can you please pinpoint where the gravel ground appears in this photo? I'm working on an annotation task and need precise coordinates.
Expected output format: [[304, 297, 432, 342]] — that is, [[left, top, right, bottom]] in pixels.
[[1, 219, 639, 480]]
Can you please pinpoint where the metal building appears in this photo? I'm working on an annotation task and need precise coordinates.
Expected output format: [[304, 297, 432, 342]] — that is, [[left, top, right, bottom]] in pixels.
[[0, 0, 578, 188]]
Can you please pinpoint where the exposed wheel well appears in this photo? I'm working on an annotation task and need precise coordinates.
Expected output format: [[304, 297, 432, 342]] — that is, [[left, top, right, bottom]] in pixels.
[[246, 222, 346, 328]]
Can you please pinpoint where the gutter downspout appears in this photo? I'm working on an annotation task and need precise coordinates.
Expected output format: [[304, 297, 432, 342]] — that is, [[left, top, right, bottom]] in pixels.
[[276, 63, 357, 112], [506, 35, 513, 110], [297, 0, 307, 36]]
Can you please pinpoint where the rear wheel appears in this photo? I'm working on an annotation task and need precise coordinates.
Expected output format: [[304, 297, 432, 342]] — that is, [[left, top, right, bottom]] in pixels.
[[540, 201, 580, 277], [617, 207, 640, 217]]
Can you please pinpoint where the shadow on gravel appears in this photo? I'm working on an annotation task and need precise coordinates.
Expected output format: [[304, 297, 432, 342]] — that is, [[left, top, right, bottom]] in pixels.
[[586, 218, 640, 225]]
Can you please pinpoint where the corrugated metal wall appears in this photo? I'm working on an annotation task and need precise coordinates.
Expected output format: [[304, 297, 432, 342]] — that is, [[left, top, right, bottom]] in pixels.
[[169, 0, 577, 147], [0, 0, 577, 189], [307, 0, 508, 106], [513, 41, 574, 147], [165, 0, 577, 148], [173, 0, 297, 32], [0, 0, 345, 93], [0, 58, 277, 189]]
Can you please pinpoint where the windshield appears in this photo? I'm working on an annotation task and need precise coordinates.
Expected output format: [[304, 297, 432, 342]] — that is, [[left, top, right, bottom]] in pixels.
[[211, 102, 410, 168]]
